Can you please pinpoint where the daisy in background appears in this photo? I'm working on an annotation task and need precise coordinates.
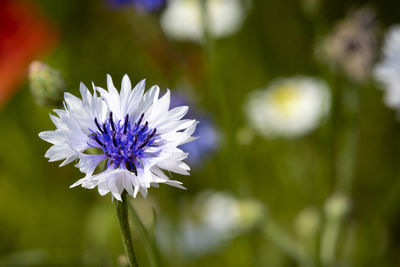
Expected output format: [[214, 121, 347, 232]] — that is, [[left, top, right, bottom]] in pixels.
[[39, 74, 197, 201], [374, 26, 400, 110], [160, 0, 248, 42], [245, 76, 331, 138]]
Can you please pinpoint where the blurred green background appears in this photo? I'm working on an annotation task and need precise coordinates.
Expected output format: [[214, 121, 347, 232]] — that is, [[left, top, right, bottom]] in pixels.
[[1, 0, 400, 266]]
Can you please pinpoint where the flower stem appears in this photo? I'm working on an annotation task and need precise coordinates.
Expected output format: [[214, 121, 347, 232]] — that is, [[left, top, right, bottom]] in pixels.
[[128, 203, 162, 267], [116, 192, 139, 267], [262, 215, 314, 267], [199, 0, 229, 127]]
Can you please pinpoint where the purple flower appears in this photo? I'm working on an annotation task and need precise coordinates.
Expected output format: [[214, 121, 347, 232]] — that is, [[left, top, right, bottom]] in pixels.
[[181, 116, 219, 166], [108, 0, 165, 12], [171, 93, 220, 167]]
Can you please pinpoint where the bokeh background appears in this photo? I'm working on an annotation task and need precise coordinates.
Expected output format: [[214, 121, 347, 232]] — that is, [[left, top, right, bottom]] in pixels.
[[1, 0, 400, 266]]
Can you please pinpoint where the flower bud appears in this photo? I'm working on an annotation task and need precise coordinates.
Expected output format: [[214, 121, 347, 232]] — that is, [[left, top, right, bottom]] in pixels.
[[117, 255, 129, 267], [237, 199, 264, 230], [28, 61, 65, 106], [324, 193, 351, 220], [294, 206, 321, 240]]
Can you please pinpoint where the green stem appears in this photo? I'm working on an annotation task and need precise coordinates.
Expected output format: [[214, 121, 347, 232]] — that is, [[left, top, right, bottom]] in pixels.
[[320, 216, 342, 266], [263, 217, 314, 267], [320, 80, 360, 266], [320, 193, 350, 267], [128, 203, 162, 267], [199, 0, 229, 127], [116, 192, 139, 267]]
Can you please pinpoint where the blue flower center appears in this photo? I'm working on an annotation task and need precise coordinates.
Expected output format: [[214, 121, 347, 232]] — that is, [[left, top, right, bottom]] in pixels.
[[88, 112, 158, 175]]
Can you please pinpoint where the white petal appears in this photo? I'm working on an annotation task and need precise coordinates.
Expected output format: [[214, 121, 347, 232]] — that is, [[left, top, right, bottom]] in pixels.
[[107, 74, 119, 96], [120, 74, 132, 116], [164, 106, 189, 121], [139, 187, 148, 198], [76, 153, 106, 176], [133, 185, 140, 198], [121, 74, 132, 100], [138, 85, 160, 116], [164, 180, 186, 190], [70, 177, 87, 188], [148, 90, 170, 123], [127, 79, 146, 117], [156, 119, 196, 134], [39, 130, 64, 144], [122, 172, 135, 196], [157, 159, 190, 175]]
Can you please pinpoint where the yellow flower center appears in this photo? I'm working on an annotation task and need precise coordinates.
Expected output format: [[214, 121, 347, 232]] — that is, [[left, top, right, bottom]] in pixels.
[[269, 84, 301, 117]]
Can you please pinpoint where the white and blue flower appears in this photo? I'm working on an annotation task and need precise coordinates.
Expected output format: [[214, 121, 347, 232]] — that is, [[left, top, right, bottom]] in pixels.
[[374, 25, 400, 110], [39, 74, 197, 200]]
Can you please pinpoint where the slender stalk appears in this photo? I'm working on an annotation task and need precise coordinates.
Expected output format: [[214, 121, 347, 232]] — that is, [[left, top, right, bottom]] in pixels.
[[199, 0, 237, 193], [320, 192, 350, 267], [116, 192, 139, 267], [263, 217, 314, 267], [320, 213, 342, 266], [199, 0, 229, 126], [128, 203, 162, 267], [320, 80, 360, 267]]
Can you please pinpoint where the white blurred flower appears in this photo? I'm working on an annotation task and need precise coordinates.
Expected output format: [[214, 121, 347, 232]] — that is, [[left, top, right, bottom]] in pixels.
[[157, 191, 264, 258], [374, 25, 400, 109], [160, 0, 246, 42], [178, 192, 263, 256], [245, 76, 331, 138]]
